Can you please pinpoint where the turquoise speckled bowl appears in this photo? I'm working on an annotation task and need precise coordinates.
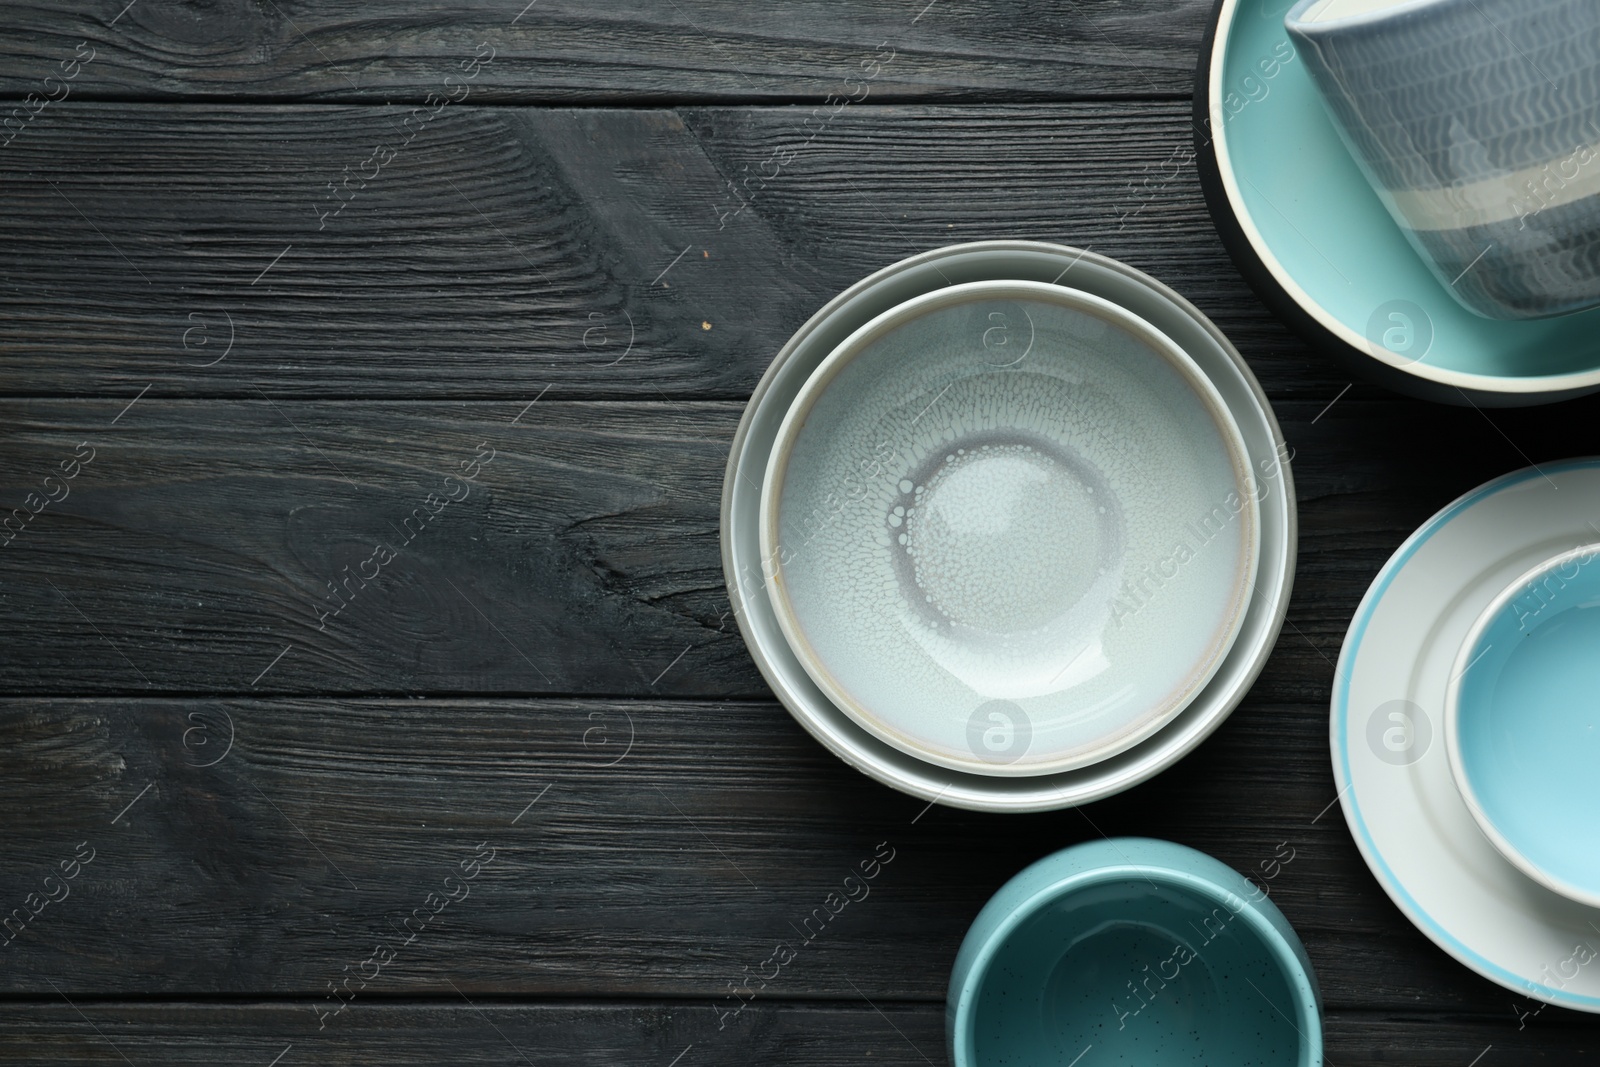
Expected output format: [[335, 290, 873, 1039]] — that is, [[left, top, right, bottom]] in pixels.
[[947, 838, 1322, 1067]]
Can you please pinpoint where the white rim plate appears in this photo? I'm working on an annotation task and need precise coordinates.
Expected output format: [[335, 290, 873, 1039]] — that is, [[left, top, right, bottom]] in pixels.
[[723, 241, 1296, 812], [1334, 457, 1600, 1010]]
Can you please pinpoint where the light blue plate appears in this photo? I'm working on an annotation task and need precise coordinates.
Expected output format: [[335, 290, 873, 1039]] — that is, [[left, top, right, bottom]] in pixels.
[[947, 838, 1322, 1067], [1453, 546, 1600, 905], [1204, 0, 1600, 402]]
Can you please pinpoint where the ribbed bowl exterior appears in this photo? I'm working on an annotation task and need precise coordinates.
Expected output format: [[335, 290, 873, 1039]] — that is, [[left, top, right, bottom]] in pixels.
[[1288, 0, 1600, 319]]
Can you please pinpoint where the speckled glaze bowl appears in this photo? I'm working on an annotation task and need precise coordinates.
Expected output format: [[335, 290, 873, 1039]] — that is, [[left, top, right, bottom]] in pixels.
[[759, 281, 1261, 777], [947, 838, 1323, 1067], [1286, 0, 1600, 320]]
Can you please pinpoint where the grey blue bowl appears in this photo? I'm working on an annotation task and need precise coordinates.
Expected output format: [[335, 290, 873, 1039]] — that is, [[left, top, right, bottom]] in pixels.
[[948, 838, 1322, 1067], [1286, 0, 1600, 320]]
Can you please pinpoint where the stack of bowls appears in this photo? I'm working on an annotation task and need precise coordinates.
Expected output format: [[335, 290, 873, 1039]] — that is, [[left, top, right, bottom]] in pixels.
[[722, 241, 1299, 812]]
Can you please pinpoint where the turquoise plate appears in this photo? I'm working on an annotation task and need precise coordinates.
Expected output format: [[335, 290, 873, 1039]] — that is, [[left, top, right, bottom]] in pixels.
[[1196, 0, 1600, 405]]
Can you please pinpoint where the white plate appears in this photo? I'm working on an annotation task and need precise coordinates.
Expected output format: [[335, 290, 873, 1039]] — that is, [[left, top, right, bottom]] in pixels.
[[1334, 457, 1600, 1010], [722, 241, 1296, 812]]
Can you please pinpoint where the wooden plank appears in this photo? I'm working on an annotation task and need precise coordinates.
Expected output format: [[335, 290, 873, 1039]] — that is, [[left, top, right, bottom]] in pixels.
[[0, 1001, 1596, 1065], [0, 399, 746, 696], [0, 697, 943, 1000], [0, 102, 1335, 401], [0, 106, 796, 400], [1, 394, 1596, 696], [0, 0, 1211, 103], [0, 694, 1582, 1017], [0, 1002, 945, 1067]]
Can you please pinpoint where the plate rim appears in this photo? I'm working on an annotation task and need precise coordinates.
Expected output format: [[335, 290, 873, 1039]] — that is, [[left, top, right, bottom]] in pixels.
[[1332, 455, 1600, 1010]]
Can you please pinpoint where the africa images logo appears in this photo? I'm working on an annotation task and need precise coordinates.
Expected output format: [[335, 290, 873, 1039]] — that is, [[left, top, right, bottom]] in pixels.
[[967, 700, 1031, 764], [1367, 699, 1431, 766]]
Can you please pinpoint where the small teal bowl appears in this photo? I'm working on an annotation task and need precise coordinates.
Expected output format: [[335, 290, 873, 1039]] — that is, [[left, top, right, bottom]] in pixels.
[[947, 838, 1322, 1067], [1447, 544, 1600, 907]]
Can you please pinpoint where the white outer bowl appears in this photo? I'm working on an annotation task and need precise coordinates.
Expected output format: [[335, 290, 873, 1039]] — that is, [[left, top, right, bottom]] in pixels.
[[721, 241, 1296, 812]]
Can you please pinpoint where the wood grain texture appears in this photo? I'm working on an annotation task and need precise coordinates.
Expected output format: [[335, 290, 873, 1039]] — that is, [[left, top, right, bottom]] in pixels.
[[0, 0, 1209, 103], [0, 102, 1337, 401], [0, 400, 745, 695], [0, 693, 1582, 1021], [0, 1002, 1595, 1065], [3, 395, 1599, 696], [7, 3, 1600, 1058], [0, 1002, 944, 1066]]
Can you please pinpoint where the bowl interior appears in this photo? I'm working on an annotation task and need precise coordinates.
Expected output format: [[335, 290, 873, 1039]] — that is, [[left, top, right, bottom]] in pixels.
[[1216, 0, 1600, 380], [971, 875, 1305, 1066], [762, 282, 1259, 776], [1452, 544, 1600, 901]]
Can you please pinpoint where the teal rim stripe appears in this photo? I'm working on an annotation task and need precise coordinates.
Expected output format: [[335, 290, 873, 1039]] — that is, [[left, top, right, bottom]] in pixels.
[[1333, 456, 1600, 1008]]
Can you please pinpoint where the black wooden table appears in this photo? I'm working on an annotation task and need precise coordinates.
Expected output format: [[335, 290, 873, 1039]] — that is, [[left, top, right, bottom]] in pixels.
[[4, 2, 1599, 1063]]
